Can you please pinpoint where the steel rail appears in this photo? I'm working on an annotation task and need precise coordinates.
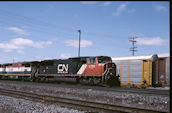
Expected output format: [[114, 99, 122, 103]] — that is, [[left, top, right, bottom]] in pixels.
[[98, 87, 169, 96], [0, 88, 166, 113]]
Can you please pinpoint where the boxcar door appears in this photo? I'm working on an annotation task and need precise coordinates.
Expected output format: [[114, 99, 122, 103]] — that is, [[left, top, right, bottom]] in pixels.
[[158, 58, 166, 84], [142, 60, 152, 86]]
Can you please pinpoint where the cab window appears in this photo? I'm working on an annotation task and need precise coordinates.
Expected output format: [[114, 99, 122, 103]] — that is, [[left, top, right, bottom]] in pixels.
[[98, 57, 112, 63], [88, 57, 96, 64]]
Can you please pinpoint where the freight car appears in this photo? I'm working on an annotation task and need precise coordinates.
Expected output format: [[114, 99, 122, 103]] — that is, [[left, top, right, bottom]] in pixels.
[[0, 56, 120, 86], [112, 54, 160, 88], [157, 54, 170, 86]]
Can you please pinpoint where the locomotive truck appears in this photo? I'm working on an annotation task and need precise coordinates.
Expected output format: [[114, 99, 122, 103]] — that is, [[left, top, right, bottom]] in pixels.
[[0, 56, 120, 86]]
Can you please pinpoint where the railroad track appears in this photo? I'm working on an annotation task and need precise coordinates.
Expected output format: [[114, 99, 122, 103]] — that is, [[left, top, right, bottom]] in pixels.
[[0, 88, 165, 113], [0, 80, 169, 96], [96, 87, 169, 96]]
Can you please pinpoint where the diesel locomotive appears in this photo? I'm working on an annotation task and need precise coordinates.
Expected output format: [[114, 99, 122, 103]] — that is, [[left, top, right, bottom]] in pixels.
[[0, 56, 120, 86]]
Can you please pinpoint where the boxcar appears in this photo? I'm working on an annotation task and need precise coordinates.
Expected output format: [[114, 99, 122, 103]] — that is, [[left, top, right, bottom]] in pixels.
[[157, 54, 170, 86], [112, 54, 159, 88]]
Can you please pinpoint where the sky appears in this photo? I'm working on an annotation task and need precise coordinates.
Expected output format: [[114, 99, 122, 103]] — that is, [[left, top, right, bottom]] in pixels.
[[0, 1, 170, 64]]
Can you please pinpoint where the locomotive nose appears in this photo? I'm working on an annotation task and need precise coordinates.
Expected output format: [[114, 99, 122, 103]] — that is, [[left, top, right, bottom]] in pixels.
[[104, 62, 116, 75], [105, 62, 115, 68], [103, 62, 120, 86]]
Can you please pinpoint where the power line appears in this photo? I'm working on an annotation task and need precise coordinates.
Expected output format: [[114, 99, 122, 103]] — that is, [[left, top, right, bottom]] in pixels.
[[129, 36, 137, 56], [0, 8, 125, 39], [0, 12, 76, 36], [0, 20, 60, 36], [0, 9, 76, 32], [0, 9, 78, 38]]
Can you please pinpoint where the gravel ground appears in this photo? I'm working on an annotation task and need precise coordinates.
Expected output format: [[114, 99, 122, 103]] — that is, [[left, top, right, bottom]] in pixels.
[[0, 95, 85, 113], [0, 80, 169, 112], [147, 86, 170, 90]]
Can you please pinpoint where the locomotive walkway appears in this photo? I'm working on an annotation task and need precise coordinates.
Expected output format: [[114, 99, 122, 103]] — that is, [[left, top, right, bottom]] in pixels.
[[0, 88, 165, 113]]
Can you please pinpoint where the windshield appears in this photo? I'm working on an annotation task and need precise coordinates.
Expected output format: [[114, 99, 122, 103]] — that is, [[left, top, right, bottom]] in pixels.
[[98, 57, 112, 63]]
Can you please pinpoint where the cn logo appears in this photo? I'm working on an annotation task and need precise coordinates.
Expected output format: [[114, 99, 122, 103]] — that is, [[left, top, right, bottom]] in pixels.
[[57, 64, 68, 73]]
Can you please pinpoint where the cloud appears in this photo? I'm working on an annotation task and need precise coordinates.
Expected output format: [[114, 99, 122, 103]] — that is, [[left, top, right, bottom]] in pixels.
[[129, 33, 144, 37], [0, 56, 10, 61], [154, 5, 168, 12], [43, 53, 73, 60], [128, 8, 136, 13], [0, 38, 52, 52], [44, 56, 53, 60], [64, 40, 93, 48], [6, 27, 29, 35], [34, 41, 52, 48], [59, 54, 73, 59], [103, 2, 111, 6], [50, 37, 58, 41], [113, 3, 128, 16], [26, 55, 42, 60], [11, 38, 33, 46], [44, 5, 55, 13], [136, 37, 167, 46], [73, 14, 79, 18], [80, 1, 98, 5], [17, 50, 24, 54]]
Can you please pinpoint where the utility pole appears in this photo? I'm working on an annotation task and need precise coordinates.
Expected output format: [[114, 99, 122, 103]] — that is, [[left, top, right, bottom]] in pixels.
[[13, 57, 14, 63], [129, 36, 137, 56], [78, 29, 81, 57]]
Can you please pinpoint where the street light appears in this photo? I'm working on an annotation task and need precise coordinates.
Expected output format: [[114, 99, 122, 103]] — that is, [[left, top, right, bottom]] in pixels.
[[78, 29, 81, 57]]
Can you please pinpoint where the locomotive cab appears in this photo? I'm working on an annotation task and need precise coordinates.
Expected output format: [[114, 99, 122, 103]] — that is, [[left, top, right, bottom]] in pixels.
[[83, 56, 120, 86], [84, 56, 115, 75]]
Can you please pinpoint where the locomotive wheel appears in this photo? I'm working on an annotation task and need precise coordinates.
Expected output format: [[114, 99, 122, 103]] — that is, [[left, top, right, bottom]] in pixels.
[[30, 77, 36, 82], [94, 78, 102, 85], [107, 75, 120, 87], [35, 77, 40, 82], [88, 78, 94, 86], [76, 77, 80, 84], [79, 77, 89, 85]]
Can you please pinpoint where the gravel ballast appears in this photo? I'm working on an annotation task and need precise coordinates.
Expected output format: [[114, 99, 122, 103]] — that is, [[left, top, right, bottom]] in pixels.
[[0, 94, 85, 113], [0, 80, 169, 112]]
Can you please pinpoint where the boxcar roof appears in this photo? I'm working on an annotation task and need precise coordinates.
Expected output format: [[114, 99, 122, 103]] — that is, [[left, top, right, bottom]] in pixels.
[[112, 54, 157, 61], [157, 53, 170, 58]]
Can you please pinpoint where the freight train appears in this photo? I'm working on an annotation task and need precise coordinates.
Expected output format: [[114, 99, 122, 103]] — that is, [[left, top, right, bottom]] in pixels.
[[0, 56, 120, 86]]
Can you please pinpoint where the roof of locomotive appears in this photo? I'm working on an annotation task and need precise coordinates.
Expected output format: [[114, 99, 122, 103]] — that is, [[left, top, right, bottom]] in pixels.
[[0, 56, 112, 65], [69, 56, 111, 59], [38, 56, 112, 64], [0, 60, 39, 65]]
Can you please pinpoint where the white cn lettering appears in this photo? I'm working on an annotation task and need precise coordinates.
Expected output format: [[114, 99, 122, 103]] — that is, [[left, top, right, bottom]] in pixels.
[[63, 64, 68, 72], [58, 64, 68, 73], [58, 64, 63, 72]]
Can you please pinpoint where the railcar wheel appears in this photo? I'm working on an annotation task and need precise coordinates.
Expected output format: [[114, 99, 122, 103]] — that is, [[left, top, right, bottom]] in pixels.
[[80, 77, 89, 85]]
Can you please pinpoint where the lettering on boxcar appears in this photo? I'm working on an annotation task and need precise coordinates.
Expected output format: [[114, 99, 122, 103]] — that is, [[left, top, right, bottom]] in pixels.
[[57, 64, 68, 73]]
